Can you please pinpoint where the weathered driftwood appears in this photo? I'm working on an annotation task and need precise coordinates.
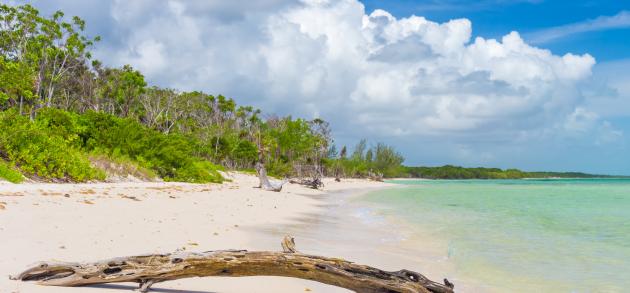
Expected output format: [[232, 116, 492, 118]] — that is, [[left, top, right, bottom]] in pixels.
[[12, 236, 454, 293], [255, 162, 287, 192], [289, 177, 324, 189], [367, 170, 384, 182]]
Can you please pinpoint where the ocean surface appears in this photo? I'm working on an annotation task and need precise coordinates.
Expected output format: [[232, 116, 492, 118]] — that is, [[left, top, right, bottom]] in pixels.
[[359, 179, 630, 292]]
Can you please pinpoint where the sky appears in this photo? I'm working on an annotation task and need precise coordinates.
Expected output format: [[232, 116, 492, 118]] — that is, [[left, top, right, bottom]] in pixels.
[[12, 0, 630, 175]]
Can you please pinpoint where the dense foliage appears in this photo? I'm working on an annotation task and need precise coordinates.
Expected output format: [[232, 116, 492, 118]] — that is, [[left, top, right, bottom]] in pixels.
[[0, 109, 104, 181], [325, 139, 405, 178]]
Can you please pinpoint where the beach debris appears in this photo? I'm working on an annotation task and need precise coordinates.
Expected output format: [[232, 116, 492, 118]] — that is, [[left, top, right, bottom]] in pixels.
[[41, 191, 64, 196], [79, 189, 96, 195], [281, 235, 297, 253], [0, 202, 6, 210], [12, 235, 454, 293], [120, 195, 141, 201], [289, 177, 324, 189], [0, 192, 24, 197], [367, 170, 384, 182], [255, 162, 287, 192]]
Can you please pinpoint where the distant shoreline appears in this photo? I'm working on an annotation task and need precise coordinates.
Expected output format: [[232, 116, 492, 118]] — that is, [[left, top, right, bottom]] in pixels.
[[388, 176, 630, 181]]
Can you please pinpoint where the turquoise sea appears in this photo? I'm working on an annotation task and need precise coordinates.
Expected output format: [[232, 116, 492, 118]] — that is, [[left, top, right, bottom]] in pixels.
[[360, 179, 630, 292]]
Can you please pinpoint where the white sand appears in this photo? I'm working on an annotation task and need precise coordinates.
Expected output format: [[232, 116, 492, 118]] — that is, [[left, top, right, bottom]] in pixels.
[[0, 173, 401, 293]]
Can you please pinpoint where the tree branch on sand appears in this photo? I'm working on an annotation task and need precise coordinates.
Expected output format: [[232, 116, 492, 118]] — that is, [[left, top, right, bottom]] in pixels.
[[289, 177, 324, 189], [255, 162, 287, 192], [12, 236, 455, 293]]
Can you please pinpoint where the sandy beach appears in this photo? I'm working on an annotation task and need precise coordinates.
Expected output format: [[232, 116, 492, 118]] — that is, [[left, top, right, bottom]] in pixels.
[[0, 174, 443, 293]]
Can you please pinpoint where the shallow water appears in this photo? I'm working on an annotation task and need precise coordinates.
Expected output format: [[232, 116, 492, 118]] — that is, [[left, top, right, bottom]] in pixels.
[[360, 179, 630, 292]]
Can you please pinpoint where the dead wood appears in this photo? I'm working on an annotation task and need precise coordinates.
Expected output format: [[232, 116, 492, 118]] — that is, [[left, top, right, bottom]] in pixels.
[[12, 235, 454, 293], [289, 177, 324, 189], [255, 162, 287, 192]]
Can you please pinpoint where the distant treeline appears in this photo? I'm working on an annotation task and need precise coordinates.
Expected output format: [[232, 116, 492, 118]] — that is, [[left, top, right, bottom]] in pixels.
[[401, 165, 618, 179]]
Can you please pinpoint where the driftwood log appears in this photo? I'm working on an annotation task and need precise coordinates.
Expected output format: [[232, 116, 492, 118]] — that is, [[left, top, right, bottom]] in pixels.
[[255, 162, 287, 192], [289, 177, 324, 189], [12, 236, 454, 293], [367, 170, 384, 182]]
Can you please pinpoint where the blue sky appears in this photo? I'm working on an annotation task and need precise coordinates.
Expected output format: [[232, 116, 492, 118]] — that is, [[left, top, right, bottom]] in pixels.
[[361, 0, 630, 61], [17, 0, 630, 175]]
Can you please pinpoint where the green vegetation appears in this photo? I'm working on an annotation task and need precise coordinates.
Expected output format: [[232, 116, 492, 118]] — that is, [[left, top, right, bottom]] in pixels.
[[0, 159, 23, 183], [325, 139, 405, 178], [0, 109, 104, 182], [402, 165, 617, 179]]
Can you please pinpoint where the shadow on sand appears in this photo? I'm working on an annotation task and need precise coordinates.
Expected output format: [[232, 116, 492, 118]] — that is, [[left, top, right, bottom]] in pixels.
[[86, 283, 217, 293]]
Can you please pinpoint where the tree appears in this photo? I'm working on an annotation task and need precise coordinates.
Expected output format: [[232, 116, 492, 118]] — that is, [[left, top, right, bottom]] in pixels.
[[0, 56, 33, 112], [95, 64, 146, 117], [365, 148, 373, 163], [351, 139, 367, 161], [373, 143, 404, 177], [0, 5, 99, 114], [327, 144, 338, 158]]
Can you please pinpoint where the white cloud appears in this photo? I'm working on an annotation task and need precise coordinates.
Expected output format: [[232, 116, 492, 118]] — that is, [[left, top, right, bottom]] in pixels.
[[564, 107, 599, 133], [17, 0, 624, 168], [527, 10, 630, 44], [93, 0, 605, 138]]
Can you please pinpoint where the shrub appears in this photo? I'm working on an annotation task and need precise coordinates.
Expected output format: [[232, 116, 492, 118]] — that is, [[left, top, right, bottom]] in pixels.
[[88, 152, 158, 181], [169, 160, 224, 183], [0, 160, 23, 183], [76, 111, 223, 182], [0, 110, 104, 182]]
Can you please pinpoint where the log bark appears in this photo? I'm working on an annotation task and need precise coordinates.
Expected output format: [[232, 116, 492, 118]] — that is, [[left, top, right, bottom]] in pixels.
[[255, 162, 287, 192], [12, 236, 454, 293]]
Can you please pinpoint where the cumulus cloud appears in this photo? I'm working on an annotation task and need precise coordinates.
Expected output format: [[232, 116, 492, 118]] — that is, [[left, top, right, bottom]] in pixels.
[[19, 0, 623, 167]]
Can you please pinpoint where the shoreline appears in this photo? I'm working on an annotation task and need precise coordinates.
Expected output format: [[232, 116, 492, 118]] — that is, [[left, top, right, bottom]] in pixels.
[[0, 173, 418, 292]]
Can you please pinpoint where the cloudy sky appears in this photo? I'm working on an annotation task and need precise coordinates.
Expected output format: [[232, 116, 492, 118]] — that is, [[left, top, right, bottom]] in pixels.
[[16, 0, 630, 174]]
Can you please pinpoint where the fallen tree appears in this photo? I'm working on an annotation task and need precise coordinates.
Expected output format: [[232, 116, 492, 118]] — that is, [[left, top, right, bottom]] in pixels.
[[255, 162, 287, 192], [289, 177, 324, 189], [12, 236, 454, 293]]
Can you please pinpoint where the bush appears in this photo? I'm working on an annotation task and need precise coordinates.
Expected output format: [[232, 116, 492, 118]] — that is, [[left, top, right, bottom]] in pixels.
[[0, 160, 23, 183], [0, 110, 104, 182], [266, 160, 293, 178], [76, 111, 223, 183], [88, 152, 158, 181], [169, 160, 224, 183], [0, 109, 226, 183]]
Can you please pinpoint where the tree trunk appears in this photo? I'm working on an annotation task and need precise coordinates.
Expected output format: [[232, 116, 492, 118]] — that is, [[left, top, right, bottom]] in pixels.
[[12, 236, 454, 293]]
